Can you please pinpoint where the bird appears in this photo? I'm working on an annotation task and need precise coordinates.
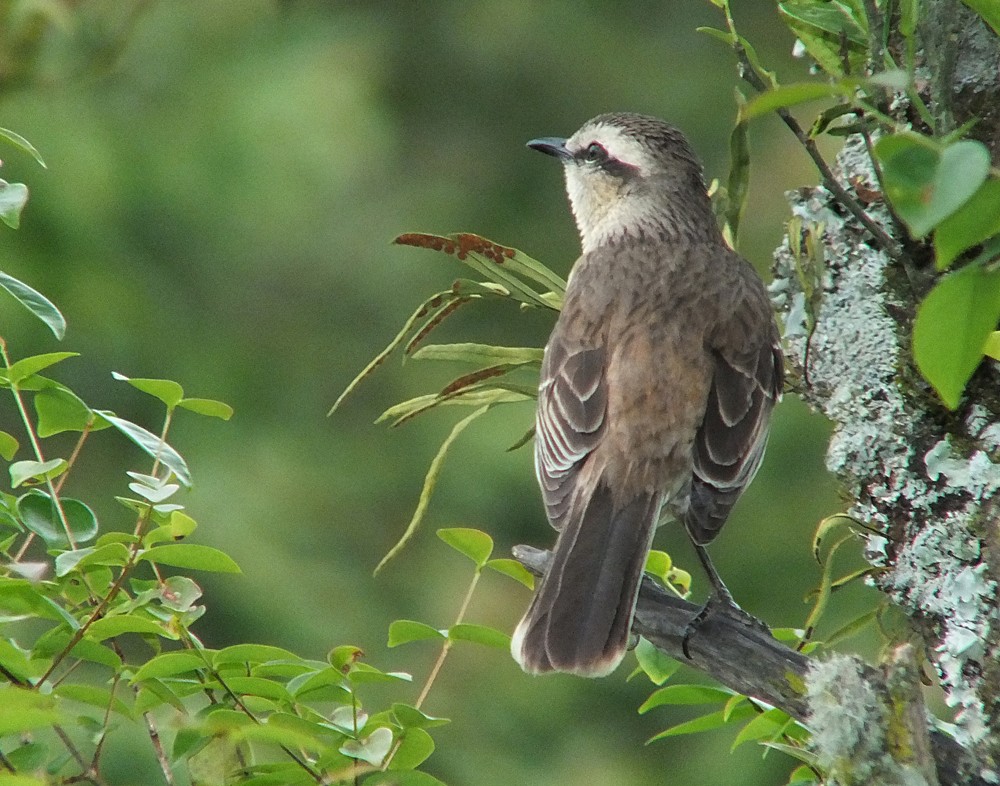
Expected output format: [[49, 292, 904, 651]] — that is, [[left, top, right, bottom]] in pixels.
[[510, 112, 784, 677]]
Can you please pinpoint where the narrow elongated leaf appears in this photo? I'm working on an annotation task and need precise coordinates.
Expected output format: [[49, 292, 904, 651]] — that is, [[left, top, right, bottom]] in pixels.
[[373, 407, 489, 575], [731, 707, 792, 750], [647, 702, 757, 743], [912, 264, 1000, 408], [411, 343, 544, 366], [0, 128, 46, 167], [99, 412, 192, 487], [0, 271, 65, 339], [140, 544, 241, 573], [437, 527, 493, 567], [329, 289, 459, 414], [639, 684, 737, 713]]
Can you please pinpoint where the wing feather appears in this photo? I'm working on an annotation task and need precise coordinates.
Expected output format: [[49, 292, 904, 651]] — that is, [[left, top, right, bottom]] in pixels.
[[534, 342, 607, 530]]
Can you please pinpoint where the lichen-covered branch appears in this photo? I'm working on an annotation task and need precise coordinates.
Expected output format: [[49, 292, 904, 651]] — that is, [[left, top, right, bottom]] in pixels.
[[767, 3, 1000, 773], [513, 545, 987, 786]]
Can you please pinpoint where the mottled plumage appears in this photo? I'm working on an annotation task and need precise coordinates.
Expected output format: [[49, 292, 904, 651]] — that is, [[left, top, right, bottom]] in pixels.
[[511, 113, 783, 677]]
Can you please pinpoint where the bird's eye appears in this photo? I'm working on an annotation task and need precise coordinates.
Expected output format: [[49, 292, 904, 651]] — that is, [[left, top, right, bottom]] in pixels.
[[582, 142, 608, 164]]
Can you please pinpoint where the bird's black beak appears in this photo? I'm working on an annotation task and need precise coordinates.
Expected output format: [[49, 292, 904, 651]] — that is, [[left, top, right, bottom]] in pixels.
[[527, 137, 572, 161]]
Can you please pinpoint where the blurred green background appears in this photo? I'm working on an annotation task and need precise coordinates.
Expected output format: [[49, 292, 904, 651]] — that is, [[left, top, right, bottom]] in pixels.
[[0, 1, 877, 783]]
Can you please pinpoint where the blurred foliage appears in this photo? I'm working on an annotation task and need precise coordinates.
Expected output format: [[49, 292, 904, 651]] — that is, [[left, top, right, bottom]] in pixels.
[[0, 1, 893, 784]]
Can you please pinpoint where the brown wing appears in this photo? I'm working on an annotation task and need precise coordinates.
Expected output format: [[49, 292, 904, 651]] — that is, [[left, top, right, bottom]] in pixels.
[[686, 294, 783, 545], [534, 335, 607, 531]]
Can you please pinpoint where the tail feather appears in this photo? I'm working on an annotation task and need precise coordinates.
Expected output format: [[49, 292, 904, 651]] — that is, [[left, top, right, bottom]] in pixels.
[[512, 482, 659, 676]]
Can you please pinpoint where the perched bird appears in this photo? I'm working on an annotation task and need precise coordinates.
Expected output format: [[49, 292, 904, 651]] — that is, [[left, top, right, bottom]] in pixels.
[[511, 113, 783, 677]]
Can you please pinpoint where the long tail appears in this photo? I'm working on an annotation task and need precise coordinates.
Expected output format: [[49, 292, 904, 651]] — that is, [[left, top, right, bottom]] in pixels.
[[511, 482, 659, 677]]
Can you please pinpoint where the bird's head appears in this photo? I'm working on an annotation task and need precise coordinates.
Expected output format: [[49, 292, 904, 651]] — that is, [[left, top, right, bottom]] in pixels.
[[528, 113, 712, 253]]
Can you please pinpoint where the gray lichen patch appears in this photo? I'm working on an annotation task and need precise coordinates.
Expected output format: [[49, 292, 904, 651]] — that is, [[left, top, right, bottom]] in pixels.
[[771, 135, 1000, 749]]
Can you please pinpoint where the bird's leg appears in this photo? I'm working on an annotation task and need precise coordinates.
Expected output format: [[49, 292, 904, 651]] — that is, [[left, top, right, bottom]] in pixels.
[[681, 544, 768, 658]]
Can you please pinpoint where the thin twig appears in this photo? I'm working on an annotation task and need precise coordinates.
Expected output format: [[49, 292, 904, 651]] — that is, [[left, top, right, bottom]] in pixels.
[[731, 40, 905, 262]]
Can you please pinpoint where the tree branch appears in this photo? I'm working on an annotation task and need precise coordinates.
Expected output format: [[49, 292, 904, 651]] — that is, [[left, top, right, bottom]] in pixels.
[[513, 544, 987, 786]]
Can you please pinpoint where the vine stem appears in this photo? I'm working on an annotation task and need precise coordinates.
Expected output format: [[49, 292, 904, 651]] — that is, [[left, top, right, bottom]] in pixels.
[[729, 40, 905, 263], [381, 567, 482, 772], [0, 340, 77, 549]]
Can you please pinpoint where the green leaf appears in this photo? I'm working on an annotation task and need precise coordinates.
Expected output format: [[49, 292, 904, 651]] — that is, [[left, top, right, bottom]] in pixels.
[[803, 534, 852, 636], [376, 386, 531, 427], [984, 331, 1000, 361], [388, 727, 435, 771], [633, 638, 681, 687], [0, 688, 60, 735], [340, 726, 393, 766], [222, 676, 290, 703], [9, 458, 67, 488], [647, 702, 756, 743], [373, 407, 489, 575], [17, 491, 98, 547], [132, 650, 208, 682], [391, 703, 450, 730], [364, 771, 447, 786], [875, 134, 991, 237], [0, 127, 46, 168], [55, 542, 130, 577], [0, 271, 66, 340], [638, 684, 736, 713], [54, 683, 132, 718], [484, 557, 534, 589], [0, 180, 28, 229], [32, 629, 120, 669], [437, 527, 493, 567], [912, 264, 1000, 409], [448, 623, 510, 649], [739, 82, 847, 122], [387, 620, 446, 647], [112, 372, 185, 408], [99, 412, 192, 487], [177, 397, 234, 419], [330, 288, 460, 415], [34, 386, 98, 436], [140, 543, 241, 573], [410, 343, 544, 366], [5, 352, 78, 385], [961, 0, 1000, 34], [934, 178, 1000, 270], [86, 614, 167, 641], [731, 707, 792, 751], [0, 431, 17, 460], [214, 644, 301, 668]]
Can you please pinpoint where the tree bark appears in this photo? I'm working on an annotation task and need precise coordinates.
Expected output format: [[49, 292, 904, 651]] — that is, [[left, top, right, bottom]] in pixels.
[[513, 545, 987, 785]]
